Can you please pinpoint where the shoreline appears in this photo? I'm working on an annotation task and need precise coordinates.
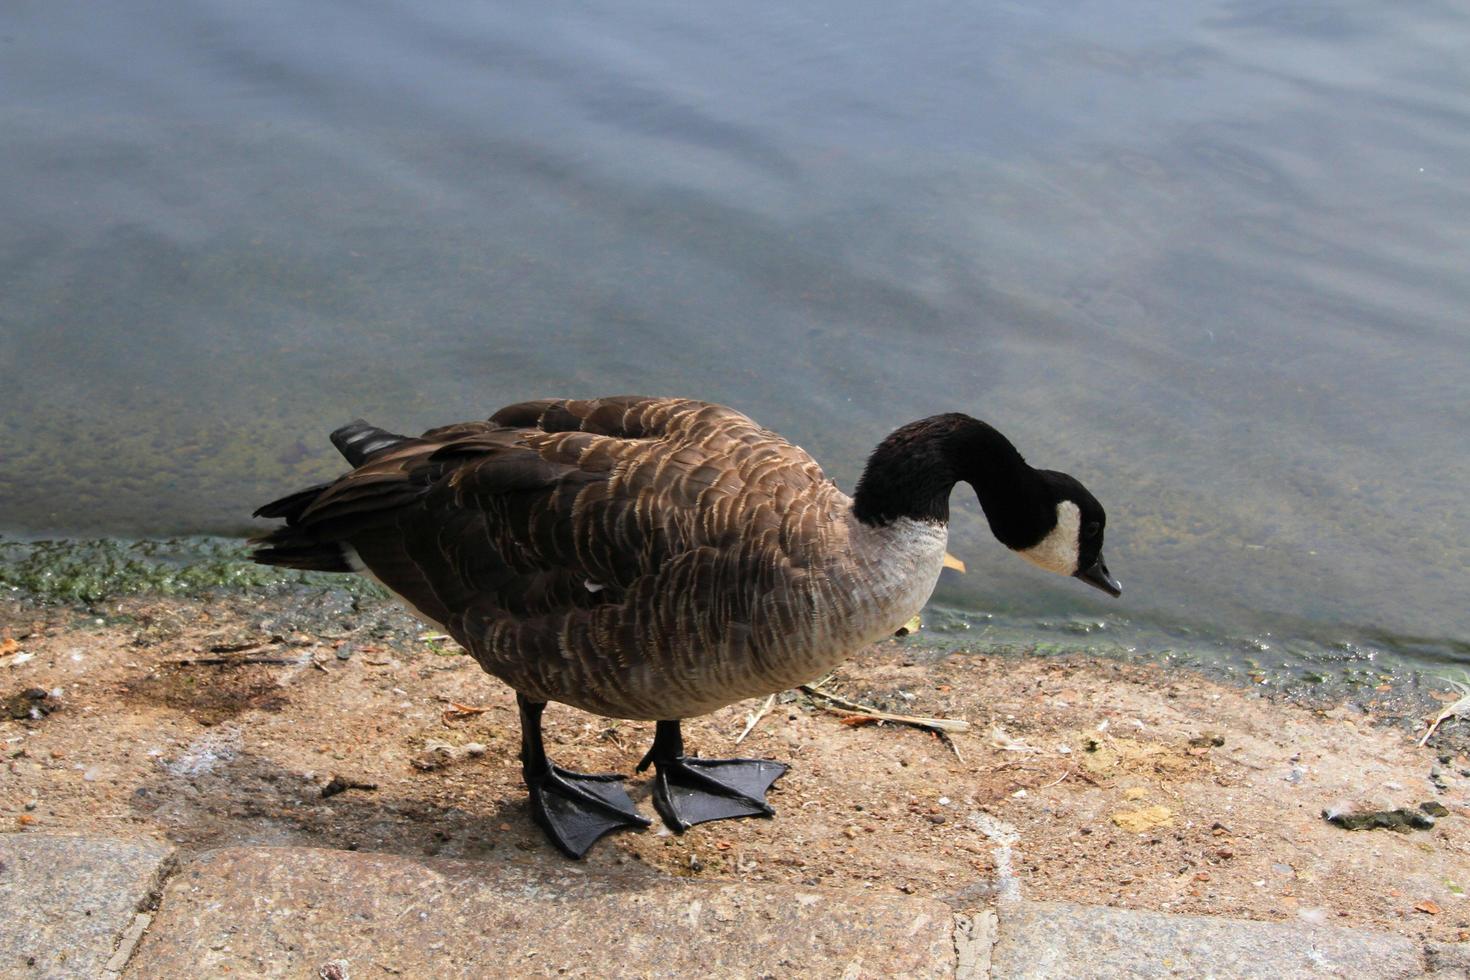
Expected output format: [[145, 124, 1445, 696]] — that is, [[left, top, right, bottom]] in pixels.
[[2, 534, 1462, 708], [5, 587, 1470, 953]]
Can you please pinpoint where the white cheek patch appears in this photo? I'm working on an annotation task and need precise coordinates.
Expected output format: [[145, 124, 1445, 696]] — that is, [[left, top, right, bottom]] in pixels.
[[1017, 501, 1081, 576]]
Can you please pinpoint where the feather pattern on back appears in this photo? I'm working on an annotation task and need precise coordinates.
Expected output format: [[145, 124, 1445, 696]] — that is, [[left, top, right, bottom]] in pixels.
[[252, 396, 948, 718]]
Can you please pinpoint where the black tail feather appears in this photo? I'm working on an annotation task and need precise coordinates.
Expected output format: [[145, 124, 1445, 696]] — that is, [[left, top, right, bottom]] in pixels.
[[252, 419, 412, 574], [252, 482, 333, 523], [331, 420, 412, 467], [249, 526, 353, 573]]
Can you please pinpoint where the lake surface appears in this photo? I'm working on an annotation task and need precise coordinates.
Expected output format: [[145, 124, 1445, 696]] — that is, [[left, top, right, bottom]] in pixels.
[[3, 0, 1468, 680]]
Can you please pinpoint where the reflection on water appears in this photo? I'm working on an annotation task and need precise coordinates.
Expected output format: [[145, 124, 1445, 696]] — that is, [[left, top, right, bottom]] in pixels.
[[2, 0, 1467, 674]]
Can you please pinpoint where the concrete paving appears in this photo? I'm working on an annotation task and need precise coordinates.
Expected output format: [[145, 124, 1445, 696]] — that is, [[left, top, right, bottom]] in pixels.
[[0, 833, 1458, 978], [124, 845, 959, 978], [0, 834, 173, 979], [990, 900, 1424, 980]]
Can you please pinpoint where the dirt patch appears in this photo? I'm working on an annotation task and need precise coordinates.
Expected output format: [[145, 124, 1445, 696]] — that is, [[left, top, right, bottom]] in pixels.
[[3, 591, 1470, 944], [123, 658, 299, 726]]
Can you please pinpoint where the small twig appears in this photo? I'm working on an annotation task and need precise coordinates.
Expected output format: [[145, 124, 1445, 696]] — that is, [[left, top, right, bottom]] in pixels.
[[1419, 680, 1470, 747], [310, 658, 331, 673], [1421, 709, 1461, 747], [799, 684, 970, 734], [206, 640, 272, 654], [564, 726, 597, 747], [1040, 764, 1075, 790], [598, 726, 629, 753], [736, 694, 778, 745], [799, 685, 888, 713], [168, 656, 310, 667], [938, 729, 965, 763]]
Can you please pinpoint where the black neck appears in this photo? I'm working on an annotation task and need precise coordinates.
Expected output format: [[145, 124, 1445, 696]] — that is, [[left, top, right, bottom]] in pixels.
[[852, 414, 1047, 547]]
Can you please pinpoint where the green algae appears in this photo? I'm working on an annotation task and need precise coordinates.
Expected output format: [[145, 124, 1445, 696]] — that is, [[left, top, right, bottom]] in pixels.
[[0, 536, 385, 605]]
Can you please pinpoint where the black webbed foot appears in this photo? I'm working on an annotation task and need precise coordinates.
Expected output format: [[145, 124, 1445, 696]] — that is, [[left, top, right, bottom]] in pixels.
[[636, 720, 788, 833], [644, 756, 788, 832], [526, 764, 651, 859], [517, 695, 650, 859]]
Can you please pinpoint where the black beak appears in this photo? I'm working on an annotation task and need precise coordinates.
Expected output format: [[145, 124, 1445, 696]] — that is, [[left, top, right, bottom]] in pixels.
[[1075, 555, 1122, 597]]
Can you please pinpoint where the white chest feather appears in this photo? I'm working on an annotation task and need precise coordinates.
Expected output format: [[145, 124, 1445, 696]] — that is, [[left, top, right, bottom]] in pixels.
[[1017, 501, 1081, 576], [843, 516, 949, 637]]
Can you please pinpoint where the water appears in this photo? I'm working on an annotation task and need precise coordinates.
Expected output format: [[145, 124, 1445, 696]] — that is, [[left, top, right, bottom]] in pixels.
[[3, 1, 1468, 682]]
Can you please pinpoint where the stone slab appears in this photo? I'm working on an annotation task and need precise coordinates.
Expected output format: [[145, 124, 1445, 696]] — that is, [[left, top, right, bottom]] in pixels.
[[990, 900, 1423, 979], [1425, 940, 1470, 978], [955, 910, 997, 979], [0, 833, 174, 979], [126, 846, 956, 979]]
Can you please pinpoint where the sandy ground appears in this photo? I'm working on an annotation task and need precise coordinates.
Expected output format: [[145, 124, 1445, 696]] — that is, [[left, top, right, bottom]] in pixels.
[[4, 590, 1470, 944]]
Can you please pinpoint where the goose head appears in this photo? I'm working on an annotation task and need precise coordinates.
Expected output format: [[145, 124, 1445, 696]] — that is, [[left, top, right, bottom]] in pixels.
[[854, 413, 1121, 597], [1009, 470, 1121, 597]]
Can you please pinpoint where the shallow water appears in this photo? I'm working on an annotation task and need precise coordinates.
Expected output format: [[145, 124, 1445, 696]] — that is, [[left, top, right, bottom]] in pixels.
[[3, 1, 1467, 677]]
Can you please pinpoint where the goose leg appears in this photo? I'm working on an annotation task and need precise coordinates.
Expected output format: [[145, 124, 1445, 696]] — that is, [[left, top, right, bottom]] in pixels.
[[517, 695, 650, 858], [635, 720, 788, 833]]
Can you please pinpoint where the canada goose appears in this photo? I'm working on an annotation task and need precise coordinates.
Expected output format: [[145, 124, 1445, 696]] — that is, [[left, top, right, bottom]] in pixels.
[[251, 396, 1119, 857]]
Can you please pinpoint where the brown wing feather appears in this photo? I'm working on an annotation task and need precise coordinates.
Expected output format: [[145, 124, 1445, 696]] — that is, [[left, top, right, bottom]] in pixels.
[[253, 396, 842, 714]]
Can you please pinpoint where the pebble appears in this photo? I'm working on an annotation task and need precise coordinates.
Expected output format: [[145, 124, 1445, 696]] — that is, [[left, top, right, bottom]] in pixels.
[[410, 741, 461, 771]]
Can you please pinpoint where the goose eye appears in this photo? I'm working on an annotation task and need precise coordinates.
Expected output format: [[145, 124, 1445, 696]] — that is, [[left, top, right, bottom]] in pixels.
[[1084, 522, 1101, 539]]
